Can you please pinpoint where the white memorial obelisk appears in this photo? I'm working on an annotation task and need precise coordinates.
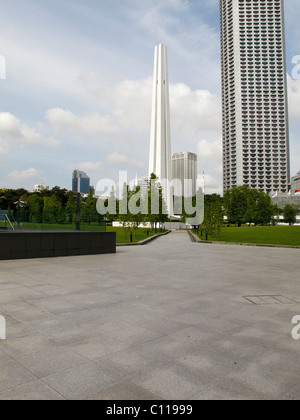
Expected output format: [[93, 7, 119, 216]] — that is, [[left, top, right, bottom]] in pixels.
[[148, 44, 172, 215]]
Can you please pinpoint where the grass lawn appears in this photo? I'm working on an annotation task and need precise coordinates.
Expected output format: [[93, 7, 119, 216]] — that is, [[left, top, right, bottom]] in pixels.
[[0, 222, 162, 244], [106, 227, 162, 244], [197, 225, 300, 247]]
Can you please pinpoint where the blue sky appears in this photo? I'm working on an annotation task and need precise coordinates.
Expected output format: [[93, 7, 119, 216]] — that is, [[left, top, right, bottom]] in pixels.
[[0, 0, 300, 194]]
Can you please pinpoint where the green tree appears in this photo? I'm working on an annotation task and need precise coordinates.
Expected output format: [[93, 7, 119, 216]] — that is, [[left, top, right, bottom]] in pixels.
[[224, 186, 276, 227], [223, 186, 248, 226], [256, 191, 274, 226], [244, 188, 260, 225], [283, 205, 298, 226], [42, 197, 51, 224], [28, 194, 42, 223], [65, 195, 76, 224], [0, 190, 8, 210], [210, 198, 224, 239], [146, 173, 168, 231], [81, 188, 98, 225], [128, 185, 146, 235], [50, 186, 69, 207], [18, 194, 30, 223], [118, 183, 131, 239], [200, 194, 224, 238], [106, 186, 118, 223], [43, 195, 64, 224]]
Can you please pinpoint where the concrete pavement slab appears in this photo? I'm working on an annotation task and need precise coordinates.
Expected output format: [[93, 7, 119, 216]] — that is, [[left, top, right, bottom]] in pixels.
[[0, 230, 300, 400], [0, 379, 65, 400]]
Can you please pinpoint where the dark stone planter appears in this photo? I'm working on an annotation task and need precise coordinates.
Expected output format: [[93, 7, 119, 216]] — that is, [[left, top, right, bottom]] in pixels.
[[0, 231, 116, 260]]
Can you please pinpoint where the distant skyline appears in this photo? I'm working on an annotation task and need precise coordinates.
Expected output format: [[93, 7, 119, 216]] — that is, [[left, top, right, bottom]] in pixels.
[[0, 0, 300, 194]]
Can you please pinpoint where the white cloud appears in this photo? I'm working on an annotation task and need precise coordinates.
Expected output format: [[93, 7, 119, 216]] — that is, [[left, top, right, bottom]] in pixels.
[[106, 152, 145, 169], [0, 139, 10, 157], [199, 173, 222, 195], [0, 113, 59, 156], [45, 108, 120, 139], [75, 161, 103, 173], [288, 74, 300, 122], [110, 78, 153, 132], [0, 19, 92, 99], [57, 77, 221, 144], [171, 84, 221, 139], [212, 164, 223, 175], [43, 78, 222, 191], [6, 168, 45, 189], [197, 138, 222, 164]]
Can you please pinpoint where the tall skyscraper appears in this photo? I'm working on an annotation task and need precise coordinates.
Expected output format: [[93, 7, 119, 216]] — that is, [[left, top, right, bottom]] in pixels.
[[291, 171, 300, 194], [220, 0, 290, 194], [72, 170, 90, 194], [172, 152, 198, 197], [149, 44, 172, 213]]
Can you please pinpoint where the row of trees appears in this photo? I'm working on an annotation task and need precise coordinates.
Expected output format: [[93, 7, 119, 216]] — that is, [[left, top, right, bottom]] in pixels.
[[224, 186, 276, 227], [0, 174, 169, 230], [1, 183, 298, 232], [200, 186, 299, 238], [103, 174, 169, 233], [0, 187, 103, 225]]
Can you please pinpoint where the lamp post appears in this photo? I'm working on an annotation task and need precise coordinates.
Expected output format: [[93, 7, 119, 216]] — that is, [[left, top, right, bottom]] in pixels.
[[75, 192, 81, 231], [14, 200, 25, 228]]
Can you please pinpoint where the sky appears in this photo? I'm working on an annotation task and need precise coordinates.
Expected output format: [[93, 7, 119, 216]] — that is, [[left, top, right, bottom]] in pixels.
[[0, 0, 300, 195]]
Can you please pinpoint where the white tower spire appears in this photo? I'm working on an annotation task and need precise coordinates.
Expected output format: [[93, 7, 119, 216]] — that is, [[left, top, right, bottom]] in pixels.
[[149, 44, 172, 214]]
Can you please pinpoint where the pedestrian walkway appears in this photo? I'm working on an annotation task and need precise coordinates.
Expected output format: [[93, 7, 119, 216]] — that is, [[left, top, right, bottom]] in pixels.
[[0, 231, 300, 400]]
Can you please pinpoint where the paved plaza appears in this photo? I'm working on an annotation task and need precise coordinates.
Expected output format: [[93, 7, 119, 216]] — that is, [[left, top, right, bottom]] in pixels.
[[0, 230, 300, 400]]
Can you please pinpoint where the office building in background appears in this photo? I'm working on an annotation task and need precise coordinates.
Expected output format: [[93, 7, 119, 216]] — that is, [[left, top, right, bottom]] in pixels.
[[34, 184, 49, 193], [172, 152, 198, 197], [72, 170, 90, 194]]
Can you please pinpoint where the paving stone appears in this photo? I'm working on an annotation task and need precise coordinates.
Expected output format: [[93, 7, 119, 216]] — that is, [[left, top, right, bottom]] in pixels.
[[0, 358, 36, 393], [89, 381, 162, 400], [69, 334, 129, 360], [0, 332, 60, 358], [0, 380, 65, 400], [42, 362, 123, 400], [0, 231, 300, 400], [15, 347, 87, 378]]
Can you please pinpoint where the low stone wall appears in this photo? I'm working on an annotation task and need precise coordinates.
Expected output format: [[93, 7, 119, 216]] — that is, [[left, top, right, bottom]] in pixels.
[[0, 231, 116, 260]]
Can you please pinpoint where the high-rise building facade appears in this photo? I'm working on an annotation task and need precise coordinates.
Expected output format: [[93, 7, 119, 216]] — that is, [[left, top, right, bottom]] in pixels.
[[291, 171, 300, 194], [149, 44, 172, 214], [172, 152, 198, 197], [72, 170, 90, 194], [220, 0, 290, 194]]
